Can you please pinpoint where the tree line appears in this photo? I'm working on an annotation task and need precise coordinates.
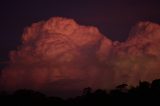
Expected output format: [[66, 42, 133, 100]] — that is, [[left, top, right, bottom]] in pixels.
[[1, 79, 160, 106]]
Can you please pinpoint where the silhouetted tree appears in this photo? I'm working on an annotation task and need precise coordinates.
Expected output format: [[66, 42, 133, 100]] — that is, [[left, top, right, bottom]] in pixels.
[[151, 79, 160, 89], [82, 87, 92, 96], [1, 78, 160, 106]]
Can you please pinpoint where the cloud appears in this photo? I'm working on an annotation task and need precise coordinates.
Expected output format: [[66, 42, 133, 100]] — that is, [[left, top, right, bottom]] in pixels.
[[0, 17, 112, 96], [110, 21, 160, 85], [0, 17, 160, 97]]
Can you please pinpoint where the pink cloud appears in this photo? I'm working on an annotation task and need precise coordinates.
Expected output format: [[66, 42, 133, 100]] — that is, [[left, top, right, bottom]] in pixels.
[[1, 17, 160, 97]]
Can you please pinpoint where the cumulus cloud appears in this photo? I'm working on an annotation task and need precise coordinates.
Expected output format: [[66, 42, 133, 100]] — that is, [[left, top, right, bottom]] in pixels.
[[0, 17, 160, 97], [110, 21, 160, 85]]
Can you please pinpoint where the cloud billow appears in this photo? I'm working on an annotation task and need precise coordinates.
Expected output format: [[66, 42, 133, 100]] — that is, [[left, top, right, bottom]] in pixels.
[[1, 17, 160, 97]]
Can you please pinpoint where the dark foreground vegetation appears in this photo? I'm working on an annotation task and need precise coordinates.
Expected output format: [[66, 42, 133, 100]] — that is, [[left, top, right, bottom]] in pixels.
[[1, 79, 160, 106]]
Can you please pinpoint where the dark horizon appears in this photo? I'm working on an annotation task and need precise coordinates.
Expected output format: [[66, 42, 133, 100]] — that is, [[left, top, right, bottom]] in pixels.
[[1, 78, 160, 105]]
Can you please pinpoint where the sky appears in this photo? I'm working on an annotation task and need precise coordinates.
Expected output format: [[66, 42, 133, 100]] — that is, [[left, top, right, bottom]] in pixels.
[[0, 0, 160, 64], [0, 0, 160, 97]]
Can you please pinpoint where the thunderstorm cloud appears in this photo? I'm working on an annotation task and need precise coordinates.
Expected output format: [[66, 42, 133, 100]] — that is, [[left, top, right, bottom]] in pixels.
[[0, 17, 160, 97]]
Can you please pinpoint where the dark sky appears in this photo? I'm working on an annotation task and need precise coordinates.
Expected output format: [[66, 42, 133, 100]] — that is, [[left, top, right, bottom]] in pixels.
[[0, 0, 160, 67]]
